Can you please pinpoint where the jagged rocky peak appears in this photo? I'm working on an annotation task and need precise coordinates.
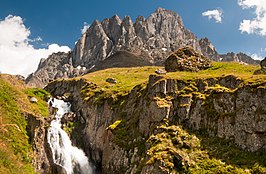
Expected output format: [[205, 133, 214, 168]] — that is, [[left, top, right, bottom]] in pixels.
[[72, 7, 202, 67], [199, 37, 220, 61]]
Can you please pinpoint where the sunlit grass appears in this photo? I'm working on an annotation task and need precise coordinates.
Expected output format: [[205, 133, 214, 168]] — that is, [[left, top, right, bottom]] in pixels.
[[0, 74, 49, 174], [71, 62, 265, 102]]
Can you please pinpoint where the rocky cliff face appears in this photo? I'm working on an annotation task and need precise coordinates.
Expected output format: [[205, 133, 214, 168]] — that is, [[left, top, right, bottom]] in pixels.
[[72, 7, 201, 67], [45, 73, 266, 173], [199, 37, 220, 61], [26, 52, 87, 88]]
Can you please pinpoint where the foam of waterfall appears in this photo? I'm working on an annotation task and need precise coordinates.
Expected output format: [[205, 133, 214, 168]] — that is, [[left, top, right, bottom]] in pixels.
[[47, 98, 93, 174]]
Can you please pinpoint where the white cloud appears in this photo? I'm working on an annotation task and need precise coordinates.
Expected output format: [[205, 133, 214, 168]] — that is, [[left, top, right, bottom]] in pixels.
[[0, 15, 71, 77], [202, 9, 223, 23], [238, 0, 266, 35], [261, 47, 266, 52], [81, 22, 90, 34], [251, 53, 264, 60]]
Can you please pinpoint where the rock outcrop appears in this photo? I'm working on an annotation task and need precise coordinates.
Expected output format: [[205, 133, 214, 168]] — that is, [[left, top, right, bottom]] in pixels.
[[260, 57, 266, 70], [45, 73, 266, 173], [199, 37, 259, 65], [199, 37, 220, 61], [220, 52, 260, 65], [164, 47, 211, 72], [26, 52, 87, 88], [254, 57, 266, 74]]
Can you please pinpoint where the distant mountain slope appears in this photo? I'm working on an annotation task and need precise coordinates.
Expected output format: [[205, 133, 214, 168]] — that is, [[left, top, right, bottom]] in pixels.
[[220, 52, 260, 64], [89, 51, 152, 72], [199, 37, 259, 64]]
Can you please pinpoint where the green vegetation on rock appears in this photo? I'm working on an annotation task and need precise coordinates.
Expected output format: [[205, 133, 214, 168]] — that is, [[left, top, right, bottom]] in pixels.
[[25, 88, 50, 117], [77, 62, 263, 103], [146, 120, 266, 173], [48, 61, 265, 173], [0, 75, 49, 174], [79, 66, 156, 103]]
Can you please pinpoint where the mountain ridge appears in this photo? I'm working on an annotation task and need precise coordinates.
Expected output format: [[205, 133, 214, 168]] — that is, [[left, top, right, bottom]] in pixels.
[[26, 7, 259, 88]]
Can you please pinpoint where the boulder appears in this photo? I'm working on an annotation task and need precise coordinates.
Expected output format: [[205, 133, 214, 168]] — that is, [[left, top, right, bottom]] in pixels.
[[106, 78, 117, 84], [260, 57, 266, 70], [155, 68, 166, 75], [254, 57, 266, 74], [29, 97, 38, 103], [164, 47, 212, 72]]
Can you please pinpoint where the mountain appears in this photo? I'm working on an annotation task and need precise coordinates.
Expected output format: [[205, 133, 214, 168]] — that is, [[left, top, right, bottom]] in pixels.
[[220, 52, 260, 64], [72, 7, 201, 67], [199, 37, 220, 61], [89, 51, 152, 72], [26, 8, 203, 87], [26, 52, 87, 88], [199, 37, 259, 64], [26, 7, 259, 88]]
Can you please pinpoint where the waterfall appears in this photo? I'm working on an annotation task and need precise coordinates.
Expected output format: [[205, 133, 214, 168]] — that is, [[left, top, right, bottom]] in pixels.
[[47, 98, 93, 174]]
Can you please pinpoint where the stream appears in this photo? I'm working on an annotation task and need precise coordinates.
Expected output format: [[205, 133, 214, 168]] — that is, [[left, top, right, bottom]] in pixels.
[[47, 98, 93, 174]]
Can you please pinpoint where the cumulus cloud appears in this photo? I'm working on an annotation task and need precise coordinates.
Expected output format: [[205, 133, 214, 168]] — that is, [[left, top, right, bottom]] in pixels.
[[0, 15, 71, 77], [81, 22, 90, 34], [261, 47, 266, 52], [238, 0, 266, 35], [202, 9, 223, 23], [251, 53, 264, 60]]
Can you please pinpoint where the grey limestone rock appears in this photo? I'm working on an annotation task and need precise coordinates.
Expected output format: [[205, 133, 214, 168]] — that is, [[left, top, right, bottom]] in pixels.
[[26, 52, 87, 88], [199, 37, 220, 61], [260, 57, 266, 70], [219, 52, 259, 64], [72, 7, 202, 67]]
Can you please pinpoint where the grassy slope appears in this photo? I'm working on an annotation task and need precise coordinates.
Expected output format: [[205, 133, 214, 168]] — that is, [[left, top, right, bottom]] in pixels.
[[0, 75, 49, 174], [77, 62, 264, 100], [73, 62, 266, 173]]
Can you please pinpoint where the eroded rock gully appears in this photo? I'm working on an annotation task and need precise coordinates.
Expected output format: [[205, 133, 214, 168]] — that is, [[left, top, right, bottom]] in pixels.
[[45, 75, 266, 173]]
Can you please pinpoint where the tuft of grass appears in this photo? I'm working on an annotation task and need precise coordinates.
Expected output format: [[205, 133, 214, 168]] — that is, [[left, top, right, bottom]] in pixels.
[[107, 120, 122, 130], [198, 132, 266, 171]]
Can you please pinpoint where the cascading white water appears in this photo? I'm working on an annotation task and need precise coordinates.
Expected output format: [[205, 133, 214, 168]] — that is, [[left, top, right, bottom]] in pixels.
[[47, 98, 93, 174]]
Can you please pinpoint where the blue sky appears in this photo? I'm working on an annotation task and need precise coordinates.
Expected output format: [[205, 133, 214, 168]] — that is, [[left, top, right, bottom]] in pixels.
[[0, 0, 266, 76]]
